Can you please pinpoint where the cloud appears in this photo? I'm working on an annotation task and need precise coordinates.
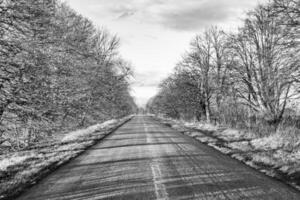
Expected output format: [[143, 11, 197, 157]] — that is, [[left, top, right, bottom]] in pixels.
[[108, 4, 137, 19], [152, 0, 260, 31], [67, 0, 263, 31], [117, 11, 136, 19], [64, 0, 266, 107], [159, 7, 230, 30]]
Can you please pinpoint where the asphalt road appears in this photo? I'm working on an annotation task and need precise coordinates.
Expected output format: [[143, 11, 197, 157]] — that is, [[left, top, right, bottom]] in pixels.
[[16, 115, 300, 200]]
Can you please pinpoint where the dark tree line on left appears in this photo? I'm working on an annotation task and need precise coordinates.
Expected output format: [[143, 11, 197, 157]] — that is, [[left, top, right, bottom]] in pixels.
[[0, 0, 137, 148]]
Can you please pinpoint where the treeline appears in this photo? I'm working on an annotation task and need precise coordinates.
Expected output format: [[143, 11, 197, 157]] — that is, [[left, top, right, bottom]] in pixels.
[[147, 0, 299, 130], [0, 0, 137, 148]]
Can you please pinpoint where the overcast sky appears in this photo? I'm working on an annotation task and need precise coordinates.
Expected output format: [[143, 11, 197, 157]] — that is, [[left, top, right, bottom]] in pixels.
[[64, 0, 266, 107]]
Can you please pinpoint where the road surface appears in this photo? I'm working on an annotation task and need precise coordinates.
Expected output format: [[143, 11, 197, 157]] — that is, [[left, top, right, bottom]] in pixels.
[[16, 115, 300, 200]]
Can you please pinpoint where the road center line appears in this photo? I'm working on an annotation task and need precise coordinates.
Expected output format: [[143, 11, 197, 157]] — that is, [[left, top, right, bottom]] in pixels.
[[143, 118, 150, 144], [143, 118, 169, 200], [151, 163, 169, 200]]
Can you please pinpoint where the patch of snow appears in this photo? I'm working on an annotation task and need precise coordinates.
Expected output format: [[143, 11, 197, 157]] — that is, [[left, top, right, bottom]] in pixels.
[[197, 136, 218, 143], [274, 149, 300, 164], [97, 119, 118, 129], [62, 119, 117, 142], [184, 122, 218, 132], [213, 146, 233, 154], [260, 169, 276, 177], [251, 153, 276, 166], [1, 141, 12, 147], [216, 129, 256, 141], [189, 132, 205, 138], [231, 154, 245, 161], [228, 141, 252, 152], [279, 165, 291, 173], [217, 129, 241, 140], [251, 134, 285, 151], [0, 154, 31, 171], [245, 160, 258, 169], [160, 115, 300, 189]]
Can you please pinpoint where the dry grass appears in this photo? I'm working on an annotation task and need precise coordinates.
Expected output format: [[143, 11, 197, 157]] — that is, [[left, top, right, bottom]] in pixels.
[[0, 116, 132, 200], [156, 115, 300, 190]]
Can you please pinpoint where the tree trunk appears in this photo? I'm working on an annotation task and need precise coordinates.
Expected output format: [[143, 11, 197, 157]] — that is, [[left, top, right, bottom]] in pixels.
[[205, 98, 211, 123], [25, 117, 33, 147], [79, 112, 87, 127]]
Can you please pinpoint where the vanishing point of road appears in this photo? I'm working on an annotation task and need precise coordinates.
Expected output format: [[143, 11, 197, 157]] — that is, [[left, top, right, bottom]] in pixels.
[[16, 115, 300, 200]]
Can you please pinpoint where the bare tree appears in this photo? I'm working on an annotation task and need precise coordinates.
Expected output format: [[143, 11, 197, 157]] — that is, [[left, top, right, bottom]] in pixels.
[[230, 5, 300, 125], [188, 32, 214, 122], [0, 0, 137, 147], [272, 0, 300, 26]]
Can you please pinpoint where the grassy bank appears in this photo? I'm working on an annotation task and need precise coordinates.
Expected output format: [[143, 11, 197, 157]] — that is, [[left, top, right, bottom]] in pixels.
[[155, 116, 300, 190], [0, 116, 132, 200]]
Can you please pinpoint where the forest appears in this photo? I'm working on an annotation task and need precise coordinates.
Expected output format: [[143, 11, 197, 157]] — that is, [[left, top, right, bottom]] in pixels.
[[147, 0, 300, 134], [0, 0, 137, 150], [0, 0, 300, 198]]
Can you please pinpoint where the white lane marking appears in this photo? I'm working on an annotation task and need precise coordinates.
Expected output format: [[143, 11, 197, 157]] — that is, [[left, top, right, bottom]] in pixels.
[[143, 118, 150, 144], [142, 117, 169, 200], [151, 163, 169, 200], [145, 126, 150, 143]]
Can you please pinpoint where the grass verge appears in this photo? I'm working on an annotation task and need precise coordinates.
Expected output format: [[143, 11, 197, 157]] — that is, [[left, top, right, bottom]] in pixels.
[[154, 116, 300, 191], [0, 116, 133, 200]]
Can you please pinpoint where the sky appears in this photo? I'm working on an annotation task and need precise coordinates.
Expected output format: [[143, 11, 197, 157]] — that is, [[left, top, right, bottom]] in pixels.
[[64, 0, 266, 107]]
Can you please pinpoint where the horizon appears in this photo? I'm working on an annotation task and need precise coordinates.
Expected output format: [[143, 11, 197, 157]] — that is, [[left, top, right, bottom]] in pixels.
[[64, 0, 266, 107]]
